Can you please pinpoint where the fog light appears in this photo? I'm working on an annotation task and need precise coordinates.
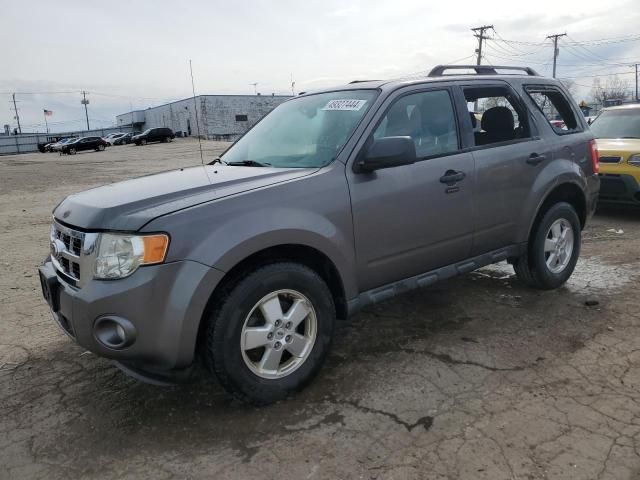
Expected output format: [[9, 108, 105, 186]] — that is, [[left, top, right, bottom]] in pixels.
[[94, 316, 136, 349]]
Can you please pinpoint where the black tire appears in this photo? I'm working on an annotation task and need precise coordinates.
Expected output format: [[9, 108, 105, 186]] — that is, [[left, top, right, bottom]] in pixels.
[[141, 139, 147, 146], [97, 144, 105, 151], [204, 262, 335, 405], [68, 148, 76, 155], [513, 202, 581, 290]]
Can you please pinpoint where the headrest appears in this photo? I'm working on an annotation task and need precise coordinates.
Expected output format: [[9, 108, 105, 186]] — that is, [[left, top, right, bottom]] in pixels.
[[481, 107, 514, 133]]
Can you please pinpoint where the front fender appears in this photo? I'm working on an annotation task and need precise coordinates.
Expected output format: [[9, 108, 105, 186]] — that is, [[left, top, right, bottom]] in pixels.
[[516, 158, 587, 242], [142, 167, 358, 299], [193, 207, 357, 298]]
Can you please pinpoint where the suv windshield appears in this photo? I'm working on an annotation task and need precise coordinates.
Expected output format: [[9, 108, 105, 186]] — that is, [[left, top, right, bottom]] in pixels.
[[590, 109, 640, 139], [222, 90, 377, 168]]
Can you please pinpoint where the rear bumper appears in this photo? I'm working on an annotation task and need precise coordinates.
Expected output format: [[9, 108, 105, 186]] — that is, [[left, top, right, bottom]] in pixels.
[[598, 173, 640, 204], [38, 259, 224, 370]]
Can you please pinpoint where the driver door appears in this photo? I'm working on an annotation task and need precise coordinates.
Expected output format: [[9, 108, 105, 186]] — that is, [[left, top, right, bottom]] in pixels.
[[346, 87, 475, 291]]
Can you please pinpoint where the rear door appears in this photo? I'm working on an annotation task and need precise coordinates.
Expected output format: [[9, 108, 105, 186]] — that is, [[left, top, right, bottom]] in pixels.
[[455, 81, 552, 254], [523, 83, 591, 173], [346, 86, 475, 291]]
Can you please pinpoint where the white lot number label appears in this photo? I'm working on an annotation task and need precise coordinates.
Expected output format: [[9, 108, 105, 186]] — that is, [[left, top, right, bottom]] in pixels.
[[322, 99, 367, 111]]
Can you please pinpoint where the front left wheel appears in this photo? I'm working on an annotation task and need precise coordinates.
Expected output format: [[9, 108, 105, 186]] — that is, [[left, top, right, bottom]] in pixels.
[[204, 262, 335, 405]]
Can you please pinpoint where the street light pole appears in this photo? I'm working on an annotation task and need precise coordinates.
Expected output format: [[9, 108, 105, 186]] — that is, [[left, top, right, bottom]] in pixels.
[[81, 91, 90, 130], [12, 93, 22, 134]]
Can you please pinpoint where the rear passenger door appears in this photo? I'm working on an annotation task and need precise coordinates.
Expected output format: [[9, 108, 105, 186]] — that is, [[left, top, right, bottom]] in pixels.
[[524, 84, 590, 173], [455, 82, 552, 255], [347, 86, 475, 291]]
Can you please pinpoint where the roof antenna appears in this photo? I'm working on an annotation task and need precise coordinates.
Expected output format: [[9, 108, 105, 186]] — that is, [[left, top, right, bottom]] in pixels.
[[189, 59, 204, 165]]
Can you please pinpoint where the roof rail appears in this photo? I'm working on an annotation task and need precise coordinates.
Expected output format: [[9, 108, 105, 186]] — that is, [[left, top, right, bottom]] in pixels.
[[349, 80, 381, 84], [428, 65, 540, 77]]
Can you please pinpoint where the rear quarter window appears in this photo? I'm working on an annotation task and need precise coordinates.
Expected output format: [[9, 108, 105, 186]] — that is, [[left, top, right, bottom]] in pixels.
[[525, 85, 581, 134]]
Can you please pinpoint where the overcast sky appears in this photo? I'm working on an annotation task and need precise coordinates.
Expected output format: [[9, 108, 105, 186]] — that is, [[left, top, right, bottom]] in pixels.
[[2, 0, 639, 133]]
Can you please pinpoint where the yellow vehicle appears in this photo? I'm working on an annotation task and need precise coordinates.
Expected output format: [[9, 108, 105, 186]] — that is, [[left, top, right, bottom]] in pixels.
[[590, 103, 640, 204]]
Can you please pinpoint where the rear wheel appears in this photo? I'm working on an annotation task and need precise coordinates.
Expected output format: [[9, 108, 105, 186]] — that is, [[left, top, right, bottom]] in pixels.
[[97, 144, 105, 151], [513, 202, 581, 290], [204, 262, 335, 405], [140, 139, 147, 146], [68, 147, 76, 155]]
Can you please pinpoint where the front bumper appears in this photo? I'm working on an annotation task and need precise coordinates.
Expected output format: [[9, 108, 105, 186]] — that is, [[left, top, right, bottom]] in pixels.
[[38, 259, 224, 370], [598, 173, 640, 204]]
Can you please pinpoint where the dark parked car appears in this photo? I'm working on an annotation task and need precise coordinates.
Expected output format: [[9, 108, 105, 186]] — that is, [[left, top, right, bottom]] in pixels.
[[132, 127, 175, 146], [113, 132, 135, 145], [61, 136, 108, 155], [39, 65, 599, 405]]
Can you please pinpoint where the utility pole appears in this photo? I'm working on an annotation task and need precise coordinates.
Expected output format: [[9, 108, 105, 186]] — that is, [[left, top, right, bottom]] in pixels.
[[471, 25, 493, 111], [81, 91, 90, 130], [471, 25, 493, 66], [546, 33, 567, 78], [634, 63, 638, 102], [250, 82, 258, 95], [11, 93, 22, 134]]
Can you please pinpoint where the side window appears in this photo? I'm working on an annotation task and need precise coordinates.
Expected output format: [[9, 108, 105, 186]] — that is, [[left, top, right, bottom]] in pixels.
[[525, 85, 580, 133], [463, 85, 531, 147], [372, 89, 459, 158]]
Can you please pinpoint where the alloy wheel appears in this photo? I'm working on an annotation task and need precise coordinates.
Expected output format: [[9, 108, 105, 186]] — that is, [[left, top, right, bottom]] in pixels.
[[240, 289, 317, 379], [544, 218, 574, 274]]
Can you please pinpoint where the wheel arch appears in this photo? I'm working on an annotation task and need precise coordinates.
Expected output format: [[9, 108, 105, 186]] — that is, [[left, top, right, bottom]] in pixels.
[[527, 181, 587, 243], [195, 243, 350, 357]]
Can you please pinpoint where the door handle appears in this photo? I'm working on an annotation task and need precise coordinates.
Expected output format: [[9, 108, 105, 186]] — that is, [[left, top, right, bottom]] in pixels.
[[440, 170, 466, 185], [527, 153, 546, 165]]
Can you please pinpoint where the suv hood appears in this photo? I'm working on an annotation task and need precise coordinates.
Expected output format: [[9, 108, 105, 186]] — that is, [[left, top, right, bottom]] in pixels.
[[596, 138, 640, 156], [54, 165, 315, 231]]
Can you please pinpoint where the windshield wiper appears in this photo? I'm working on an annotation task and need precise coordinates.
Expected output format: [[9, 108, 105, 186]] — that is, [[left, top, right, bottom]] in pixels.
[[226, 160, 271, 167], [208, 156, 227, 166]]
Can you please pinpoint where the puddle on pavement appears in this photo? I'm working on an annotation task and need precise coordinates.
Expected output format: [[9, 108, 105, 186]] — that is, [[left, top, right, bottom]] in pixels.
[[476, 256, 637, 294]]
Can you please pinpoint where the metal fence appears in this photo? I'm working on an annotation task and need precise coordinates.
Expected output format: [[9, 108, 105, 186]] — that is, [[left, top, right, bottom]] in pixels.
[[0, 126, 135, 156]]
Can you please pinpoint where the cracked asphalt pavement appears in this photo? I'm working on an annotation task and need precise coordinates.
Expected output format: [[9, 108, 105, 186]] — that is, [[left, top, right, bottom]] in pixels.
[[2, 139, 640, 479]]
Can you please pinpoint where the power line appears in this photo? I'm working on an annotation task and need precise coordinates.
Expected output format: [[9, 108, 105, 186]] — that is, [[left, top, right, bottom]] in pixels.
[[490, 29, 550, 56]]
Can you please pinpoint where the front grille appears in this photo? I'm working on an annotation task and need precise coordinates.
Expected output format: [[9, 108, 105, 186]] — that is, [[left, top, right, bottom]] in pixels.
[[51, 221, 85, 282], [599, 156, 622, 164]]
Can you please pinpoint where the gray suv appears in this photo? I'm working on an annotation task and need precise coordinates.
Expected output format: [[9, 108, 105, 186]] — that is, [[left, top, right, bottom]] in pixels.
[[39, 65, 600, 404]]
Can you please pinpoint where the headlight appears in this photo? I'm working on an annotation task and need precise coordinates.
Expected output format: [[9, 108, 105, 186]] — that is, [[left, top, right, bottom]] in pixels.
[[94, 233, 169, 279], [628, 154, 640, 167]]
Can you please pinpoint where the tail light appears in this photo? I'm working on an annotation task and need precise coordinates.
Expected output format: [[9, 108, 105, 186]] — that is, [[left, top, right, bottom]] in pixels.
[[589, 139, 599, 174]]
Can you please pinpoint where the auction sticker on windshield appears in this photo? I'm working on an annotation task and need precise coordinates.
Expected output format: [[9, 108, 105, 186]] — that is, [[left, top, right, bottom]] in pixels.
[[322, 99, 367, 111]]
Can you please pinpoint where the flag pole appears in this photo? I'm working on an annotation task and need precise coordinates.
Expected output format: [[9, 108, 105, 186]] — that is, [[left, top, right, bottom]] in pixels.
[[43, 110, 49, 133]]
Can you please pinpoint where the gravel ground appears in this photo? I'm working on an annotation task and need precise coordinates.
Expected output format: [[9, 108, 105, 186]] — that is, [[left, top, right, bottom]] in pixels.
[[1, 138, 640, 480]]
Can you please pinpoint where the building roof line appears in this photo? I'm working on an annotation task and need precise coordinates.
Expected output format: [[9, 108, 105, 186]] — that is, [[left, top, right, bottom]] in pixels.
[[116, 94, 292, 117]]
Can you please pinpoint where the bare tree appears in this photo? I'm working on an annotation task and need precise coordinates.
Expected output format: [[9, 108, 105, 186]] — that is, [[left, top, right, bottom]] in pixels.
[[559, 78, 577, 99], [590, 76, 631, 105]]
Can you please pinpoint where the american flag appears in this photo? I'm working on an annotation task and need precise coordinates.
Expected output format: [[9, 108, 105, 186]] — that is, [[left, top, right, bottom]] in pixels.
[[43, 109, 53, 116]]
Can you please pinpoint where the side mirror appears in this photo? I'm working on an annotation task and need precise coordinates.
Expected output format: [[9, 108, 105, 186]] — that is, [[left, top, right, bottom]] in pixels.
[[355, 136, 416, 173]]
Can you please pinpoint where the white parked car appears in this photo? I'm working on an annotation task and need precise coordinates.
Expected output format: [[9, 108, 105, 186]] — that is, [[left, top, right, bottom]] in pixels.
[[102, 133, 126, 145]]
